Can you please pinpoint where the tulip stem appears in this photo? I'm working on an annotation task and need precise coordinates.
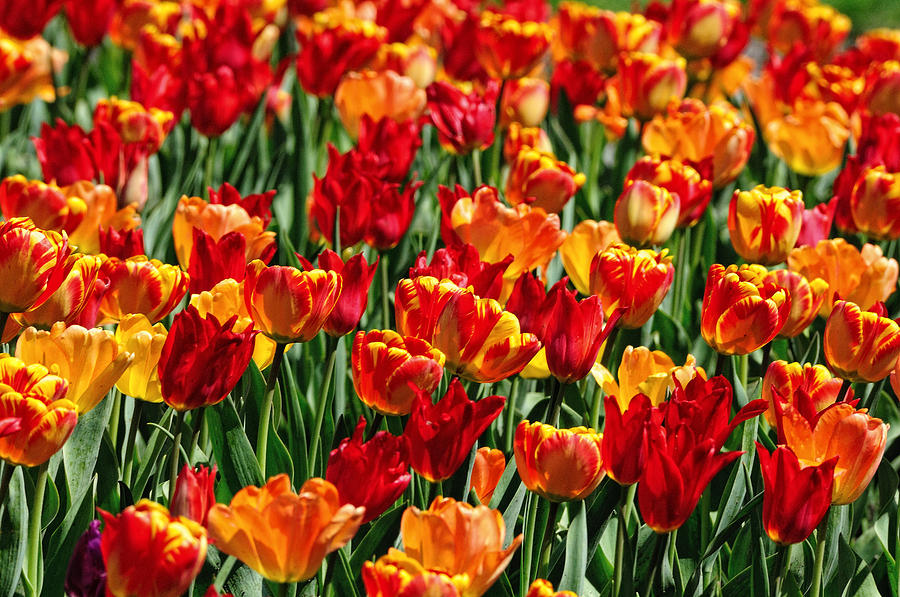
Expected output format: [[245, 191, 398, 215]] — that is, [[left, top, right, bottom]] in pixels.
[[108, 388, 122, 447], [168, 409, 187, 504], [836, 378, 852, 404], [599, 325, 621, 370], [188, 407, 206, 461], [204, 136, 218, 195], [713, 353, 726, 379], [537, 500, 561, 581], [472, 149, 483, 186], [548, 379, 566, 427], [614, 484, 636, 597], [122, 399, 143, 486], [772, 543, 792, 597], [642, 531, 669, 596], [308, 336, 339, 476], [25, 461, 49, 595], [278, 581, 290, 597], [810, 510, 831, 597], [257, 342, 287, 476], [380, 252, 391, 329], [213, 555, 237, 592], [520, 493, 540, 595], [505, 376, 520, 453]]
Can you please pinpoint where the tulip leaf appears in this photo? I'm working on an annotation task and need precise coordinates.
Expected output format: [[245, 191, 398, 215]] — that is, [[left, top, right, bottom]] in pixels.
[[207, 397, 264, 497], [501, 482, 528, 550], [348, 503, 405, 575], [0, 466, 27, 597], [62, 393, 114, 507], [875, 460, 899, 517], [42, 484, 96, 596], [824, 505, 851, 587], [713, 458, 750, 539], [332, 547, 360, 597], [131, 407, 174, 500], [826, 535, 857, 596], [559, 500, 588, 594], [229, 95, 267, 186]]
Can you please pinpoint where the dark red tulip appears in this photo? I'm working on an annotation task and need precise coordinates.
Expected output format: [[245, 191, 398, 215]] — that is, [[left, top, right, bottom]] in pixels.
[[298, 250, 378, 337], [187, 230, 248, 295], [601, 394, 653, 485], [409, 244, 512, 301], [171, 464, 217, 527]]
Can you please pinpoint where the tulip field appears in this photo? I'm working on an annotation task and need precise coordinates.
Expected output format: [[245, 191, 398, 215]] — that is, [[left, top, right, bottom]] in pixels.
[[4, 0, 900, 596]]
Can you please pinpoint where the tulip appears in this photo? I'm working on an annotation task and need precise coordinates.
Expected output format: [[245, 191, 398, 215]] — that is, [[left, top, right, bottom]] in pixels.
[[500, 78, 550, 128], [326, 418, 411, 523], [595, 345, 706, 411], [701, 264, 791, 355], [356, 115, 423, 184], [398, 497, 523, 596], [474, 11, 552, 79], [0, 175, 86, 235], [505, 148, 586, 214], [601, 394, 653, 485], [865, 61, 900, 117], [761, 361, 846, 427], [404, 378, 505, 483], [114, 314, 167, 403], [16, 323, 132, 414], [395, 277, 541, 383], [295, 15, 385, 97], [776, 399, 887, 504], [624, 157, 713, 228], [470, 447, 506, 505], [666, 0, 741, 59], [526, 579, 579, 597], [824, 300, 900, 383], [617, 52, 687, 121], [555, 4, 661, 71], [0, 0, 62, 39], [0, 36, 59, 110], [756, 444, 836, 545], [65, 519, 107, 597], [363, 551, 465, 596], [207, 183, 274, 227], [504, 123, 554, 164], [373, 42, 437, 89], [765, 270, 829, 339], [93, 97, 172, 153], [641, 98, 754, 188], [19, 253, 104, 329], [515, 420, 605, 501], [299, 250, 378, 337], [589, 243, 674, 329], [187, 230, 248, 295], [100, 500, 207, 597], [850, 166, 900, 240], [64, 181, 139, 255], [614, 181, 680, 247], [559, 219, 621, 295], [158, 306, 257, 411], [767, 2, 849, 61], [98, 257, 188, 324], [63, 0, 117, 46], [243, 260, 342, 344], [335, 70, 427, 139], [796, 198, 837, 248], [727, 185, 805, 265], [409, 244, 512, 302], [426, 80, 498, 155], [171, 464, 217, 527], [351, 329, 445, 416], [207, 475, 365, 583], [0, 217, 71, 315], [0, 355, 74, 467]]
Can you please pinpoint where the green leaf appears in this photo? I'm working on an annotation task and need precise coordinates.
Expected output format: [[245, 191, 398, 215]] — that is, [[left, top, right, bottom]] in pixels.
[[332, 548, 360, 597], [0, 467, 27, 597], [208, 397, 263, 497], [875, 460, 899, 517], [349, 503, 405, 575], [62, 394, 114, 507], [559, 500, 588, 594]]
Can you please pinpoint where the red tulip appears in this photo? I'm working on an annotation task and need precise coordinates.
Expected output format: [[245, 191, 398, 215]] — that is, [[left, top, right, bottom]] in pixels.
[[171, 464, 217, 527], [409, 244, 512, 302], [208, 183, 275, 227], [187, 230, 248, 295], [602, 394, 653, 485], [98, 227, 146, 260], [299, 250, 378, 337], [426, 80, 498, 155], [357, 115, 422, 183]]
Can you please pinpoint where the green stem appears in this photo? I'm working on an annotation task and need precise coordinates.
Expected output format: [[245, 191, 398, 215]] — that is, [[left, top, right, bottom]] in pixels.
[[26, 461, 49, 596], [537, 500, 561, 581], [772, 543, 792, 597], [699, 489, 710, 551], [599, 325, 621, 370], [472, 149, 483, 186], [614, 484, 637, 597], [108, 388, 121, 447], [589, 383, 604, 430], [547, 379, 566, 427], [505, 376, 520, 454], [308, 336, 339, 475], [641, 532, 668, 597], [278, 581, 290, 597], [122, 400, 143, 486], [258, 342, 287, 476], [672, 227, 690, 321], [204, 136, 218, 194], [168, 410, 187, 504], [380, 252, 391, 329], [520, 493, 540, 596], [213, 555, 238, 592], [810, 510, 830, 597], [188, 407, 206, 461]]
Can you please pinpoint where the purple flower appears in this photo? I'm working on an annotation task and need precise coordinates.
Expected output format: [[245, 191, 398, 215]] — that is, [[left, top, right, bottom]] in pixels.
[[65, 519, 107, 597]]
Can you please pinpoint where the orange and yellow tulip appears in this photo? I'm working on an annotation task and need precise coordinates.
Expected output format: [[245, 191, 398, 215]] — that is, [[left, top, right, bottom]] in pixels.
[[334, 69, 427, 139], [824, 300, 900, 383], [207, 475, 365, 583], [614, 181, 680, 247], [554, 4, 661, 71], [559, 219, 621, 295], [617, 52, 687, 121], [397, 497, 523, 596], [727, 185, 804, 265], [351, 329, 445, 416], [64, 181, 139, 255], [114, 314, 167, 403], [99, 256, 188, 323], [0, 175, 86, 235], [474, 12, 552, 79], [0, 354, 74, 467], [765, 269, 829, 338], [100, 500, 207, 597], [471, 447, 506, 505], [0, 217, 71, 314], [18, 253, 104, 329], [505, 148, 586, 214], [500, 78, 550, 128], [589, 243, 674, 329], [243, 261, 342, 344], [526, 579, 579, 597], [761, 361, 845, 427], [16, 323, 132, 414], [0, 36, 61, 110], [363, 551, 467, 596], [701, 264, 791, 355], [514, 420, 605, 501], [593, 345, 705, 410], [850, 165, 900, 240], [624, 156, 712, 228]]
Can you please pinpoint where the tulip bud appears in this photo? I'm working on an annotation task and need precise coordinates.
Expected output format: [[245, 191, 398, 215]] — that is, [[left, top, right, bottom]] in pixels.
[[618, 52, 687, 121], [171, 464, 217, 527], [505, 148, 586, 214], [475, 12, 552, 79], [728, 185, 805, 265], [500, 78, 550, 128], [824, 300, 900, 383], [614, 180, 680, 247], [515, 420, 605, 501], [471, 447, 506, 504], [850, 166, 900, 240], [64, 519, 107, 597]]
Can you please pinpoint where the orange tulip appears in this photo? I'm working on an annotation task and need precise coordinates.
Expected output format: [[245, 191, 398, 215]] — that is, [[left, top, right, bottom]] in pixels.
[[64, 181, 140, 255], [243, 260, 342, 344], [589, 243, 674, 329], [474, 11, 552, 80], [515, 420, 605, 501], [777, 400, 886, 505], [727, 185, 804, 265], [0, 354, 75, 467], [761, 360, 844, 427], [500, 78, 550, 129], [18, 253, 104, 329], [398, 497, 523, 597], [207, 475, 365, 583], [765, 269, 828, 338], [0, 36, 61, 110], [614, 180, 680, 247], [701, 264, 791, 355], [363, 551, 467, 596], [373, 42, 437, 89], [593, 345, 705, 410], [850, 165, 900, 240], [617, 52, 687, 121], [395, 277, 541, 383], [505, 147, 586, 214], [172, 195, 276, 270], [0, 217, 71, 314], [351, 329, 445, 416], [0, 175, 86, 235], [470, 447, 506, 505], [335, 69, 427, 139], [788, 239, 898, 317], [641, 98, 754, 188], [114, 314, 167, 403], [554, 3, 661, 71], [98, 256, 188, 323], [16, 323, 132, 414], [824, 300, 900, 383], [100, 500, 207, 597], [624, 156, 712, 228], [559, 219, 621, 295]]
